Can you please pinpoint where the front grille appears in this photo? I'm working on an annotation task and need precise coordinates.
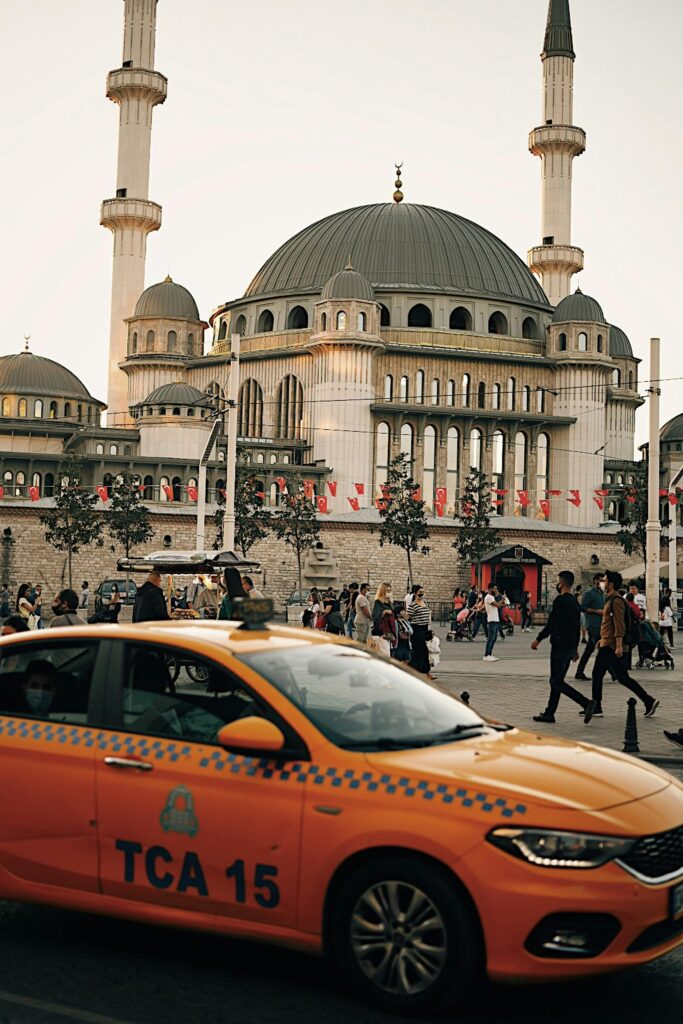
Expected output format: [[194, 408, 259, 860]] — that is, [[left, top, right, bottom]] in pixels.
[[618, 825, 683, 883]]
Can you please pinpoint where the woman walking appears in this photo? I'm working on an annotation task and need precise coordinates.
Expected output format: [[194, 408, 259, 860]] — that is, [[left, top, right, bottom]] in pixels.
[[372, 582, 397, 657], [408, 587, 432, 675], [218, 567, 248, 620], [520, 589, 533, 632], [16, 583, 38, 629]]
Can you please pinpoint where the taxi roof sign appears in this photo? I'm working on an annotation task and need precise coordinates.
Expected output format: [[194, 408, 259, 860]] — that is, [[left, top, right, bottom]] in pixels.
[[231, 597, 274, 630]]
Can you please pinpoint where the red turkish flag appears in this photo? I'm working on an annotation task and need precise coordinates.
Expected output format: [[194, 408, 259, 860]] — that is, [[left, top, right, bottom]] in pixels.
[[0, 486, 4, 499], [97, 485, 109, 502], [412, 487, 422, 502], [29, 485, 40, 501], [303, 479, 315, 500], [435, 487, 447, 505], [593, 496, 604, 511], [326, 480, 337, 497], [220, 488, 227, 499], [376, 498, 388, 512], [567, 490, 581, 507], [594, 489, 610, 497], [491, 499, 504, 506], [434, 501, 445, 517], [163, 485, 173, 501], [669, 494, 679, 506], [538, 499, 551, 518], [316, 496, 328, 514], [462, 501, 473, 517], [354, 482, 365, 495], [659, 488, 669, 497], [626, 493, 637, 504], [545, 489, 562, 497], [347, 497, 360, 511], [493, 489, 508, 496], [516, 490, 530, 507], [187, 485, 198, 502], [275, 477, 286, 491], [380, 484, 391, 498], [255, 490, 265, 501]]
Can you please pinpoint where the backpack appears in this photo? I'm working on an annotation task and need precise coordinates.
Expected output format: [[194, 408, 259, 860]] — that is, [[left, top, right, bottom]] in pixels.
[[614, 596, 640, 648]]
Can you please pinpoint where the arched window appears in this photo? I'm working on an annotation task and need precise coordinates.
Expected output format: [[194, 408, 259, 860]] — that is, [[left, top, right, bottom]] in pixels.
[[612, 368, 621, 387], [522, 385, 531, 413], [446, 379, 455, 406], [287, 305, 308, 330], [77, 404, 83, 422], [514, 432, 528, 510], [423, 425, 436, 508], [380, 304, 390, 327], [558, 333, 567, 351], [44, 473, 54, 497], [96, 443, 104, 455], [131, 331, 138, 354], [449, 306, 472, 331], [235, 315, 247, 336], [18, 399, 27, 417], [238, 379, 264, 437], [336, 310, 347, 330], [400, 423, 413, 462], [269, 454, 277, 464], [578, 332, 588, 352], [15, 471, 25, 496], [507, 376, 516, 411], [146, 330, 155, 351], [87, 406, 92, 424], [492, 431, 505, 507], [399, 376, 409, 402], [187, 333, 195, 355], [617, 474, 624, 486], [1, 398, 9, 417], [462, 373, 470, 407], [357, 311, 367, 332], [2, 471, 12, 487], [384, 375, 393, 401], [415, 370, 425, 405], [167, 330, 177, 351], [32, 472, 41, 492], [469, 428, 482, 470], [160, 407, 167, 416], [276, 374, 304, 439], [172, 407, 181, 416], [430, 378, 440, 405], [172, 477, 181, 502], [142, 475, 153, 500], [103, 472, 114, 490], [64, 402, 71, 418], [34, 399, 43, 418], [536, 433, 550, 500], [110, 444, 118, 455], [321, 312, 327, 332], [597, 334, 603, 353], [477, 382, 486, 409], [48, 401, 57, 418], [376, 422, 390, 490], [218, 320, 228, 340], [628, 370, 633, 390], [492, 383, 501, 410], [522, 317, 538, 340], [536, 387, 545, 413], [408, 304, 432, 328], [488, 311, 508, 335], [215, 478, 226, 502], [258, 309, 274, 333], [447, 427, 459, 508]]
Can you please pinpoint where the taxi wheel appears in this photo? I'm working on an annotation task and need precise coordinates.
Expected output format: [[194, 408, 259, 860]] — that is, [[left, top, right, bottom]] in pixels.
[[332, 856, 482, 1015]]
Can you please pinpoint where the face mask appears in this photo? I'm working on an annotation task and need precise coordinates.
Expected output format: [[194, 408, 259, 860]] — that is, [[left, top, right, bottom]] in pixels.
[[385, 590, 392, 598], [25, 689, 53, 714]]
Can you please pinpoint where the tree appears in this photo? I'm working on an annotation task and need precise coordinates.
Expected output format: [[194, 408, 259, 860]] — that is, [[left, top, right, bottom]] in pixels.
[[371, 453, 430, 587], [271, 477, 321, 596], [106, 471, 154, 596], [616, 469, 647, 561], [40, 456, 103, 588], [213, 460, 270, 556], [452, 468, 502, 589]]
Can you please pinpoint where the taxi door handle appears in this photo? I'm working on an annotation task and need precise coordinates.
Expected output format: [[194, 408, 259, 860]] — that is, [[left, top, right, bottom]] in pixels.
[[103, 756, 153, 772]]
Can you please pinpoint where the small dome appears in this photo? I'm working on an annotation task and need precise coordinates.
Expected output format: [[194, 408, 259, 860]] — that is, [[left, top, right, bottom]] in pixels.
[[142, 382, 208, 407], [661, 414, 683, 443], [0, 350, 99, 401], [609, 325, 633, 358], [552, 290, 606, 324], [321, 264, 375, 302], [134, 277, 200, 320]]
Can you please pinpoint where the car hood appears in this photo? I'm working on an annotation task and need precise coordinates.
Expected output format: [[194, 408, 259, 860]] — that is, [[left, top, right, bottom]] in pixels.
[[365, 728, 671, 812]]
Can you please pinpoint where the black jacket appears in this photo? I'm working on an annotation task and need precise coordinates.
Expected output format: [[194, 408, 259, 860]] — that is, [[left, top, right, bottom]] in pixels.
[[536, 592, 580, 650], [132, 582, 170, 623]]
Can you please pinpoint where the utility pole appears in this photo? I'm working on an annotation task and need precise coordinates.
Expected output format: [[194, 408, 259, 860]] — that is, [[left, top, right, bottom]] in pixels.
[[645, 338, 661, 621], [223, 334, 240, 553]]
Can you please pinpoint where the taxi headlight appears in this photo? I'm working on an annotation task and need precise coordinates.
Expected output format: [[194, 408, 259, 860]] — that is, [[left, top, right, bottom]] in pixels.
[[487, 828, 635, 869]]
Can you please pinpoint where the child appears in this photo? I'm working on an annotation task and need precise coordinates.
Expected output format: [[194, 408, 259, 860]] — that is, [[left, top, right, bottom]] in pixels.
[[393, 607, 413, 662]]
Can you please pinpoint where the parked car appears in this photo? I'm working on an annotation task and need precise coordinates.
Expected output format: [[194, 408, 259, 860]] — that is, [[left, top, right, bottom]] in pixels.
[[286, 589, 311, 606], [95, 578, 138, 611]]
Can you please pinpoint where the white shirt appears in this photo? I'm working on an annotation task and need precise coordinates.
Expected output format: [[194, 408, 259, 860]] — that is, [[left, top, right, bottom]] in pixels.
[[484, 593, 500, 623], [79, 588, 89, 608], [660, 605, 674, 628], [633, 593, 647, 619]]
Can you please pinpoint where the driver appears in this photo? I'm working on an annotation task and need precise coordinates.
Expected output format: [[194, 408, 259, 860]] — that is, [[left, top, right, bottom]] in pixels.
[[22, 660, 57, 716]]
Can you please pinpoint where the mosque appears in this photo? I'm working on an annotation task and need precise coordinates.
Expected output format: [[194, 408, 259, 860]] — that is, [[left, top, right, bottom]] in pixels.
[[0, 0, 680, 598]]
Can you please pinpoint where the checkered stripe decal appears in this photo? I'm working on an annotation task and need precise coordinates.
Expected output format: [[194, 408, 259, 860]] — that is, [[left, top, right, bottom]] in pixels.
[[0, 717, 527, 818]]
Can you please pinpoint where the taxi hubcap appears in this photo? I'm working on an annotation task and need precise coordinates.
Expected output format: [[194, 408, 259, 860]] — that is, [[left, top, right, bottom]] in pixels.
[[350, 881, 447, 995]]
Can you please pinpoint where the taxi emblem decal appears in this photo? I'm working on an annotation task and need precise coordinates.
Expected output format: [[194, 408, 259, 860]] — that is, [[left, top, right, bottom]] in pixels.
[[160, 784, 199, 837]]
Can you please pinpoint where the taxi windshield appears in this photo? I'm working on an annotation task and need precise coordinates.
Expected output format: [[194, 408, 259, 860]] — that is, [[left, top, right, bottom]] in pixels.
[[236, 646, 492, 751]]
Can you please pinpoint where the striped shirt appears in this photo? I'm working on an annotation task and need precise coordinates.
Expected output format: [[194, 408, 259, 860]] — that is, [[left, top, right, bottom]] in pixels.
[[408, 601, 430, 626]]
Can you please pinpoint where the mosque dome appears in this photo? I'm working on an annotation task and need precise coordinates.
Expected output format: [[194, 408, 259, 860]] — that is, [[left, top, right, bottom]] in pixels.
[[321, 264, 374, 301], [142, 381, 208, 407], [609, 325, 634, 358], [134, 276, 200, 320], [245, 203, 550, 307], [552, 290, 606, 324], [0, 350, 98, 401], [661, 414, 683, 443]]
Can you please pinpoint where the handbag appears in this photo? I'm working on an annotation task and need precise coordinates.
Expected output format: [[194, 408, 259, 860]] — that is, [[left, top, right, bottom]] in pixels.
[[27, 613, 39, 630]]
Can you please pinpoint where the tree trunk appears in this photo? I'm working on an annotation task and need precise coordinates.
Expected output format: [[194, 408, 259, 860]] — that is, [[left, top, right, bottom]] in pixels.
[[297, 550, 303, 598], [68, 546, 73, 590], [406, 547, 413, 588]]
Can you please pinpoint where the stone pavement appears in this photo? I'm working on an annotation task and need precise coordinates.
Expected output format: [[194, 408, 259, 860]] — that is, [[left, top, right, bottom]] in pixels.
[[431, 622, 683, 764]]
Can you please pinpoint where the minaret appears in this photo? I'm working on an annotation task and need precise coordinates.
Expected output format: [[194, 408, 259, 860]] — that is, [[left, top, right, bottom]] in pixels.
[[101, 0, 167, 421], [527, 0, 585, 307]]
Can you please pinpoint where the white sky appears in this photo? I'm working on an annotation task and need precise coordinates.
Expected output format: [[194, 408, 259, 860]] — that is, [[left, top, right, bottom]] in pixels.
[[1, 0, 681, 446]]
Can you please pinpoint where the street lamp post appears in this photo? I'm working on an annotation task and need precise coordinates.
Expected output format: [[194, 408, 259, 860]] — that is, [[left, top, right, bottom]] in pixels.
[[645, 338, 661, 621], [222, 333, 240, 554]]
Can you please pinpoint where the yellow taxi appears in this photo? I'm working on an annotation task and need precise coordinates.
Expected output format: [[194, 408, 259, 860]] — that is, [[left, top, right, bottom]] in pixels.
[[0, 615, 682, 1014]]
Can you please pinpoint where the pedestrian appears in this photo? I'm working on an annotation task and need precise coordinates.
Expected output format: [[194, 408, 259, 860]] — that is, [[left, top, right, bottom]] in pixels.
[[132, 571, 171, 623], [16, 583, 39, 629], [574, 584, 587, 643], [393, 607, 413, 662], [104, 582, 122, 623], [0, 583, 11, 619], [79, 581, 90, 611], [196, 575, 220, 618], [452, 588, 465, 612], [659, 600, 675, 649], [574, 573, 605, 680], [471, 591, 487, 640], [218, 567, 248, 620], [345, 582, 359, 637], [241, 575, 264, 599], [591, 571, 659, 719], [33, 585, 44, 629], [663, 727, 683, 750], [50, 589, 86, 627], [372, 583, 396, 655], [323, 590, 345, 635], [482, 584, 503, 661], [1, 615, 29, 636], [404, 583, 420, 612], [531, 571, 597, 724], [628, 580, 647, 619], [520, 589, 533, 632], [466, 584, 478, 610], [354, 583, 373, 643], [408, 587, 431, 675]]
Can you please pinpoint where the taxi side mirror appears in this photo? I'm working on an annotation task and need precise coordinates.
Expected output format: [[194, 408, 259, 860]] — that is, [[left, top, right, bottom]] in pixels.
[[217, 717, 285, 753]]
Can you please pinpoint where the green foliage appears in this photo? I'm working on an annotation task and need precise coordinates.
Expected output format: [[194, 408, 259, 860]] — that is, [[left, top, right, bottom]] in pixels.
[[106, 470, 154, 559], [452, 468, 502, 588], [372, 453, 430, 586], [270, 477, 321, 595], [213, 460, 270, 556], [40, 456, 103, 587], [616, 469, 647, 560]]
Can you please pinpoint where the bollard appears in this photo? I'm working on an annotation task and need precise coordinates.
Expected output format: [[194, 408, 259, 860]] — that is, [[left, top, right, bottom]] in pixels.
[[622, 697, 640, 753], [461, 691, 470, 706]]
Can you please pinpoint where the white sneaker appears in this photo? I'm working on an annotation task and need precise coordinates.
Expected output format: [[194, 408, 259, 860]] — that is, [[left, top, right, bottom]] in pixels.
[[483, 655, 499, 662]]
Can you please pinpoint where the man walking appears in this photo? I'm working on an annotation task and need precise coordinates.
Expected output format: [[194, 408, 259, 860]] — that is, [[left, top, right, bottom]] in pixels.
[[574, 573, 605, 680], [241, 576, 264, 599], [50, 590, 86, 627], [79, 581, 90, 611], [354, 583, 373, 643], [132, 571, 170, 623], [483, 584, 503, 662], [591, 571, 659, 718], [531, 571, 597, 724]]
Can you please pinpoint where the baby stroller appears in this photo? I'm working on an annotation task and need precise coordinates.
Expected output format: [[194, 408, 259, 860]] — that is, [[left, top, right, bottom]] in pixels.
[[636, 620, 675, 670], [447, 607, 474, 642]]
